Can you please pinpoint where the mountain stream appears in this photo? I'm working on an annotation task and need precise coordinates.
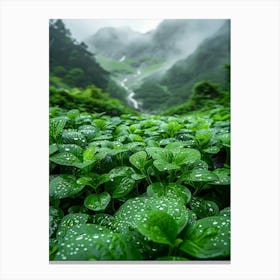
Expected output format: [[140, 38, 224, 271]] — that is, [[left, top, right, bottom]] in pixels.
[[119, 69, 141, 110]]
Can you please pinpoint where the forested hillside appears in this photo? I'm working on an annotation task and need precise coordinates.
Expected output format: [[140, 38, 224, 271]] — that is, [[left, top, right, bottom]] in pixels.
[[134, 21, 230, 111], [49, 20, 129, 106]]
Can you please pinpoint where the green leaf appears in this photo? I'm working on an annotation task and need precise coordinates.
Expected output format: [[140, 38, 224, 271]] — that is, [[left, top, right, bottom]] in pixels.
[[220, 207, 230, 217], [84, 192, 111, 211], [147, 183, 191, 205], [217, 133, 230, 147], [147, 182, 165, 197], [153, 160, 180, 172], [203, 146, 221, 154], [76, 176, 96, 188], [173, 148, 201, 165], [112, 177, 135, 199], [54, 224, 142, 260], [190, 197, 219, 218], [135, 210, 178, 246], [83, 146, 96, 162], [78, 125, 99, 140], [129, 134, 143, 142], [58, 144, 84, 159], [67, 109, 80, 121], [56, 213, 89, 241], [49, 117, 67, 143], [180, 216, 230, 259], [92, 214, 115, 229], [49, 144, 58, 155], [129, 151, 147, 171], [212, 168, 230, 185], [62, 130, 87, 147], [108, 166, 134, 179], [166, 183, 192, 204], [146, 147, 165, 160], [115, 196, 188, 234], [50, 152, 81, 166], [189, 169, 219, 182], [50, 175, 84, 199]]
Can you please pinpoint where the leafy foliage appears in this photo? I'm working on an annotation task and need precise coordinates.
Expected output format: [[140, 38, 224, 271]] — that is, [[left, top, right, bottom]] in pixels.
[[50, 106, 230, 261]]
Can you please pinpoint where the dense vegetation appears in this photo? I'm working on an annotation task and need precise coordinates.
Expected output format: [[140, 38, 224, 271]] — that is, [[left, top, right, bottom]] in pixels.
[[50, 106, 230, 261], [49, 19, 230, 261]]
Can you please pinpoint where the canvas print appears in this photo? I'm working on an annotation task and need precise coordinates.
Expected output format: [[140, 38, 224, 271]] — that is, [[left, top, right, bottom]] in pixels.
[[49, 19, 230, 261]]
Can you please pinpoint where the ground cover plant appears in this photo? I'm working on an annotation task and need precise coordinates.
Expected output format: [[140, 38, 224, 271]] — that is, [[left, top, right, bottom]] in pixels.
[[49, 105, 230, 261]]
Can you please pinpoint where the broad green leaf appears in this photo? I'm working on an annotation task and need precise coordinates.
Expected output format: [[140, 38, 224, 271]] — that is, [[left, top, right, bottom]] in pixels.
[[49, 144, 58, 155], [49, 117, 67, 143], [50, 175, 84, 199], [123, 142, 145, 151], [173, 148, 201, 165], [58, 144, 84, 159], [56, 213, 89, 241], [180, 216, 230, 259], [203, 146, 221, 154], [190, 197, 219, 218], [189, 169, 219, 182], [147, 182, 165, 197], [92, 214, 115, 229], [195, 130, 213, 146], [159, 138, 177, 146], [115, 196, 188, 234], [153, 160, 180, 172], [129, 151, 147, 171], [166, 183, 192, 204], [217, 133, 230, 147], [212, 168, 230, 185], [165, 142, 185, 150], [146, 147, 165, 160], [129, 133, 143, 142], [83, 146, 95, 162], [108, 166, 134, 179], [78, 125, 99, 140], [50, 152, 81, 166], [62, 130, 87, 147], [54, 224, 142, 261], [84, 192, 111, 211], [112, 177, 135, 199], [67, 109, 79, 121], [76, 177, 96, 188], [220, 207, 230, 217], [147, 183, 191, 205], [135, 210, 178, 246]]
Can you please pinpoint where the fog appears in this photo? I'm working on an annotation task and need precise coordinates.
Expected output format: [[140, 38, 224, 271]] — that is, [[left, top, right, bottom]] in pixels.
[[63, 19, 162, 42]]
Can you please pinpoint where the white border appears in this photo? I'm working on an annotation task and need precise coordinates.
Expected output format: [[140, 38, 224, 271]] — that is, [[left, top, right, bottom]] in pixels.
[[0, 0, 279, 279]]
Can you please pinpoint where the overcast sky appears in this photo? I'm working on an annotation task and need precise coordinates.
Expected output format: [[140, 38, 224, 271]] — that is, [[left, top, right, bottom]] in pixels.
[[63, 19, 163, 42]]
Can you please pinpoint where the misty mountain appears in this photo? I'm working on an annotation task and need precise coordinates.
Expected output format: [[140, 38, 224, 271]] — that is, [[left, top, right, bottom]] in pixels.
[[86, 26, 144, 59], [162, 20, 230, 95], [85, 19, 225, 63], [134, 20, 230, 111]]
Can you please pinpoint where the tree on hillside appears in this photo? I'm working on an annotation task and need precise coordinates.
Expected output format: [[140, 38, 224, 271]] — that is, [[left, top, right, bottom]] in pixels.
[[49, 19, 109, 89]]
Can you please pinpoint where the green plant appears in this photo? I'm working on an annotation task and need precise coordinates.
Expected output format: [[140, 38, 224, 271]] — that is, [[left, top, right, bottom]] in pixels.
[[49, 106, 230, 261]]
